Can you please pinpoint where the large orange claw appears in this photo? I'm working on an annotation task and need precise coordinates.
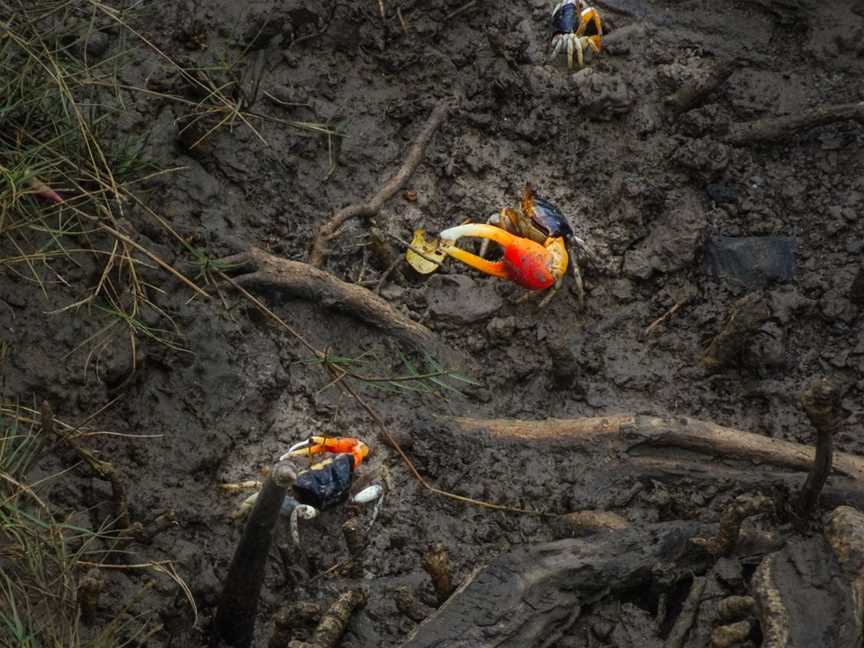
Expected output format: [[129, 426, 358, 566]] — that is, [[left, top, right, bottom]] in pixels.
[[281, 436, 369, 468], [440, 223, 568, 291]]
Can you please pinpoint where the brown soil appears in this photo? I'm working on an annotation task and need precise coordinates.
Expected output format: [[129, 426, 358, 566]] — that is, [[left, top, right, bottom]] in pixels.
[[2, 0, 864, 646]]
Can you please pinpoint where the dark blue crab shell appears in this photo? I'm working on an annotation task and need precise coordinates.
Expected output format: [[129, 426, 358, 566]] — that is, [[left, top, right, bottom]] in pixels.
[[292, 453, 354, 510], [529, 195, 576, 242], [552, 1, 579, 35]]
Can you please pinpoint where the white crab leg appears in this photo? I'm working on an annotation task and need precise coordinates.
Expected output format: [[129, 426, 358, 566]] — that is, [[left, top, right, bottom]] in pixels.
[[551, 34, 563, 61], [289, 504, 318, 549], [566, 34, 575, 69], [576, 37, 585, 67], [479, 211, 504, 258]]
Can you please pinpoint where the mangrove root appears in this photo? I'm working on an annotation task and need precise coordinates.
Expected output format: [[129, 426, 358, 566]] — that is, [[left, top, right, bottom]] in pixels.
[[218, 247, 444, 354], [308, 99, 452, 267], [724, 100, 864, 146], [796, 376, 845, 519]]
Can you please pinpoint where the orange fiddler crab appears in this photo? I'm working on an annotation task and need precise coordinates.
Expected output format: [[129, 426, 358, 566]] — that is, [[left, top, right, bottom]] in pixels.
[[551, 0, 603, 68], [410, 184, 591, 308]]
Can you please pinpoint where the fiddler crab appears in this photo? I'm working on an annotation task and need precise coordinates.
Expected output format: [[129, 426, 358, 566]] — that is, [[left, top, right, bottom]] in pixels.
[[551, 0, 603, 68], [407, 184, 593, 308], [227, 436, 382, 550]]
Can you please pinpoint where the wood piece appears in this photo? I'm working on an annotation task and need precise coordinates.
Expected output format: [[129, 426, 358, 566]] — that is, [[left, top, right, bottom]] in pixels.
[[692, 495, 773, 556], [214, 462, 296, 648], [400, 521, 712, 648], [665, 59, 737, 115], [422, 543, 455, 606], [308, 99, 452, 267], [796, 377, 844, 518], [342, 517, 366, 578], [664, 576, 706, 648], [724, 101, 864, 146], [289, 590, 367, 648], [218, 247, 443, 353]]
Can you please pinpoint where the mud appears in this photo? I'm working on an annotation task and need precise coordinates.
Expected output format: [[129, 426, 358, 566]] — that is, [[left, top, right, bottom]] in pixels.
[[2, 0, 864, 646]]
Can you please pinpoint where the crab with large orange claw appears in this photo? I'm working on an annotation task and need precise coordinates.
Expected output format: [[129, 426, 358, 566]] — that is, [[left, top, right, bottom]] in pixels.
[[467, 183, 591, 307], [550, 0, 603, 68]]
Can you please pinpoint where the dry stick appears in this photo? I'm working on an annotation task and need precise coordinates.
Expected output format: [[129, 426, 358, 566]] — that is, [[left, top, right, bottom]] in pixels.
[[289, 589, 367, 648], [213, 461, 297, 648], [308, 98, 452, 267], [664, 576, 706, 648], [796, 377, 843, 518], [724, 101, 864, 145], [644, 299, 688, 337]]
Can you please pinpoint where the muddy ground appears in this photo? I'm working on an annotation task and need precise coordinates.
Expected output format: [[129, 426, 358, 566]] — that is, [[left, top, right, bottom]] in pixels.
[[2, 0, 864, 646]]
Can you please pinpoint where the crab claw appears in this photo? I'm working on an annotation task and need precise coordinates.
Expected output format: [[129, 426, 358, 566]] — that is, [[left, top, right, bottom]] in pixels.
[[440, 223, 568, 291], [280, 436, 369, 468]]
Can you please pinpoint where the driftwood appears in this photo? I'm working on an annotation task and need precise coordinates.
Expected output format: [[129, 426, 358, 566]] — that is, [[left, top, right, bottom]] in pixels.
[[218, 247, 443, 354], [724, 101, 864, 145], [400, 521, 712, 648], [308, 99, 452, 267]]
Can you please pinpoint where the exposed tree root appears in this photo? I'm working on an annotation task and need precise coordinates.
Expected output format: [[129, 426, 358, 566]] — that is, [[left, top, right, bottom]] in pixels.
[[445, 414, 864, 483], [664, 576, 706, 648], [724, 101, 864, 145], [218, 247, 443, 353], [401, 521, 712, 648], [308, 98, 453, 267]]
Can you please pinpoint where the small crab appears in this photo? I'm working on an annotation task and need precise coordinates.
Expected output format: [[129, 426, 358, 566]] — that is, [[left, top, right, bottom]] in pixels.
[[551, 0, 603, 68], [232, 436, 382, 549], [439, 184, 592, 307]]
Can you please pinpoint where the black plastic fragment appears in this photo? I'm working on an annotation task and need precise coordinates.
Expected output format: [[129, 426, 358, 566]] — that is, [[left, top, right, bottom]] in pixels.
[[705, 183, 738, 204], [703, 236, 796, 288]]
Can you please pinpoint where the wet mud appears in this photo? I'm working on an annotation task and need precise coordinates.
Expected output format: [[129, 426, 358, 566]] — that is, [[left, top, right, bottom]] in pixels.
[[2, 0, 864, 646]]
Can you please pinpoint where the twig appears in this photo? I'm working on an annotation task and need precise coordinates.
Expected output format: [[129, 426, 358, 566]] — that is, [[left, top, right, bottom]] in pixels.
[[41, 400, 131, 533], [445, 0, 478, 22], [796, 376, 844, 519], [664, 577, 706, 648], [375, 256, 403, 294], [724, 101, 864, 145], [644, 298, 688, 337], [308, 98, 452, 267]]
